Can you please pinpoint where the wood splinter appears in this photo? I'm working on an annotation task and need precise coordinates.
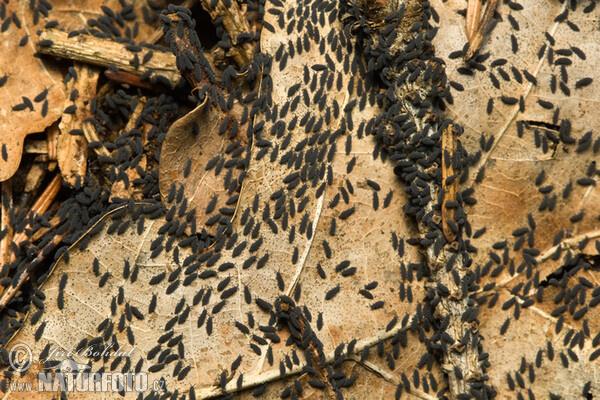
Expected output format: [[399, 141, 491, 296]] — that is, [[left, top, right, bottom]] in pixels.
[[442, 123, 458, 243], [465, 0, 499, 60]]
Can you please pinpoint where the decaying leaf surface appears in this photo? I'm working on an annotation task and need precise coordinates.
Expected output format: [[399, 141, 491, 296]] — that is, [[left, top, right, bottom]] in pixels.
[[0, 1, 66, 182], [433, 0, 600, 396], [2, 0, 438, 398], [2, 0, 600, 399], [158, 101, 247, 236]]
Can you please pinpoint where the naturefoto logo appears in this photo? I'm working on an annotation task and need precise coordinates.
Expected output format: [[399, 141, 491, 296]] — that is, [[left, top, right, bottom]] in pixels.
[[7, 343, 165, 393]]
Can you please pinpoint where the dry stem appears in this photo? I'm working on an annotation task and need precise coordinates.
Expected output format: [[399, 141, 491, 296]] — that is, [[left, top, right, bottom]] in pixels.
[[0, 231, 67, 310], [442, 124, 458, 243], [194, 315, 417, 399], [350, 0, 484, 397], [57, 63, 99, 186]]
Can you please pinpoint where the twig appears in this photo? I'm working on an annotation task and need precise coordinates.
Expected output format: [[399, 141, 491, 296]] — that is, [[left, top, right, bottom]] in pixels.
[[104, 69, 153, 90], [47, 123, 59, 160], [146, 0, 198, 44], [442, 124, 458, 243], [278, 298, 337, 399], [465, 0, 482, 42], [347, 1, 485, 398], [57, 62, 99, 186], [161, 8, 214, 92], [347, 355, 438, 400], [36, 29, 181, 88], [82, 120, 110, 158], [30, 215, 60, 242], [24, 141, 49, 155], [488, 229, 600, 292]]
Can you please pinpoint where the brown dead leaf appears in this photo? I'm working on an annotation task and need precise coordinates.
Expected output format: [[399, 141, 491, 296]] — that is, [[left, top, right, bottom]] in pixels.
[[0, 1, 67, 182], [158, 100, 247, 235], [434, 0, 600, 396], [436, 0, 600, 288], [1, 0, 167, 182], [1, 1, 432, 398]]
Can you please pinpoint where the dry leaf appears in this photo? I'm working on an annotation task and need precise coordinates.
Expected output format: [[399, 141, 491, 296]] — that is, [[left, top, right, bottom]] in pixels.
[[1, 1, 437, 398], [2, 0, 599, 399], [434, 0, 600, 396], [1, 0, 168, 182], [0, 1, 67, 182], [158, 101, 247, 236]]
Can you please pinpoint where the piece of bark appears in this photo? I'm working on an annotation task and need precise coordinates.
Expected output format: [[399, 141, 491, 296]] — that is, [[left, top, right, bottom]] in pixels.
[[57, 63, 99, 187], [24, 163, 47, 194], [442, 124, 458, 243]]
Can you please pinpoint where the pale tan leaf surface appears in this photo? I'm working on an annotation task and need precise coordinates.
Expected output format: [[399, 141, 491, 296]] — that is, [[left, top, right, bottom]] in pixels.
[[2, 0, 429, 398], [478, 288, 599, 399], [434, 0, 600, 396], [435, 0, 599, 279]]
